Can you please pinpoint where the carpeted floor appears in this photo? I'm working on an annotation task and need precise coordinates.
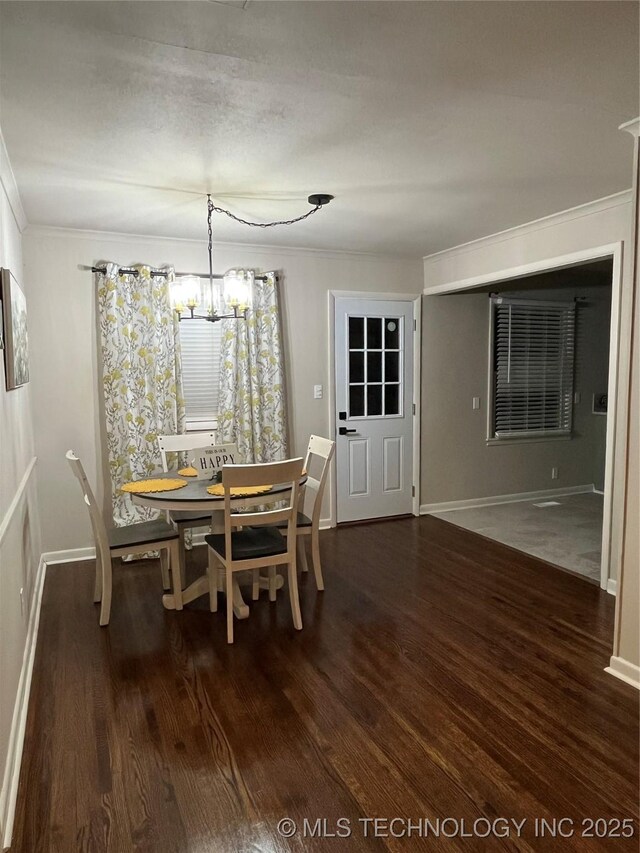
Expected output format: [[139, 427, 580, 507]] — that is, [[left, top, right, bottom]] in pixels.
[[431, 491, 603, 581]]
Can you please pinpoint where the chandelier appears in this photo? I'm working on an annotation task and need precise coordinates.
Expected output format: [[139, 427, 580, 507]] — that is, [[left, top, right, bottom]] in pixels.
[[170, 193, 333, 322]]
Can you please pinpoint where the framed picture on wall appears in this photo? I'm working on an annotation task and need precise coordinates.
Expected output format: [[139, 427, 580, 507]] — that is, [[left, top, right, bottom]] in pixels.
[[1, 268, 30, 390]]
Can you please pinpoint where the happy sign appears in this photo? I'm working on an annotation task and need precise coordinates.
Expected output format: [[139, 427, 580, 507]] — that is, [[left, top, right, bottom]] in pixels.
[[192, 444, 239, 480]]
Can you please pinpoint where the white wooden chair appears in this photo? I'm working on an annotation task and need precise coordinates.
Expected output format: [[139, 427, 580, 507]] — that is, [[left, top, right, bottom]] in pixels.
[[158, 431, 217, 586], [66, 450, 182, 626], [205, 458, 304, 644], [273, 435, 335, 590]]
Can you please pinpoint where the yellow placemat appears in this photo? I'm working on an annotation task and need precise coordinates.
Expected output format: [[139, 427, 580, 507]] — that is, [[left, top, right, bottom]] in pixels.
[[206, 484, 272, 497], [178, 466, 198, 477], [121, 478, 188, 494]]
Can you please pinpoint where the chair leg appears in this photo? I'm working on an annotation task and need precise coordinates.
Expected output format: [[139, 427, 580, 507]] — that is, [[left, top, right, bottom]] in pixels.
[[178, 527, 187, 588], [297, 535, 309, 573], [252, 569, 260, 601], [99, 555, 113, 626], [226, 568, 234, 644], [311, 529, 324, 591], [93, 549, 103, 603], [207, 547, 218, 612], [287, 552, 303, 631], [268, 566, 277, 602], [159, 548, 171, 591], [169, 542, 183, 610]]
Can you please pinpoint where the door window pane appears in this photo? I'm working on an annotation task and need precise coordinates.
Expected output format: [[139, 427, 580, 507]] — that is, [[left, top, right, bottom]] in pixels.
[[349, 384, 364, 417], [366, 318, 383, 349], [367, 384, 383, 416], [367, 351, 382, 383], [385, 351, 399, 382], [349, 316, 364, 349], [349, 351, 364, 383], [384, 383, 400, 415], [385, 318, 400, 349]]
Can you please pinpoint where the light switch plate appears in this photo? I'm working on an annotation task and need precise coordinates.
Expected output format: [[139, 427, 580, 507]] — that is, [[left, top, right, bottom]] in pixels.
[[472, 397, 481, 410], [313, 384, 323, 399]]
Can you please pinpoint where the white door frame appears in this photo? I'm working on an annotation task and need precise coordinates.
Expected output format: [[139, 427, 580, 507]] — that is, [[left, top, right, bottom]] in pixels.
[[328, 291, 422, 527], [423, 242, 626, 592]]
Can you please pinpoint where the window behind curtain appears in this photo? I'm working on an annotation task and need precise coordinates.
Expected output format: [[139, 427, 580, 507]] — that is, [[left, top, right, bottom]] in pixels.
[[490, 297, 576, 440], [179, 320, 222, 431]]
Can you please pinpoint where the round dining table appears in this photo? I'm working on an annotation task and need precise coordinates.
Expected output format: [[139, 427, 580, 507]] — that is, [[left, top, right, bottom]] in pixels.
[[130, 471, 305, 618]]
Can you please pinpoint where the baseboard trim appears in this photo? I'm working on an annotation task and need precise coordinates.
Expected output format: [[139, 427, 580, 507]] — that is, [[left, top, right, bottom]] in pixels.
[[41, 546, 96, 565], [606, 579, 617, 596], [420, 484, 595, 515], [605, 656, 640, 690], [1, 554, 47, 850]]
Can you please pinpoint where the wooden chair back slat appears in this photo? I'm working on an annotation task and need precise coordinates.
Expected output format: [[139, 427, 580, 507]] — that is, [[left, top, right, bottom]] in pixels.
[[221, 458, 304, 489], [157, 432, 217, 472], [301, 435, 335, 525]]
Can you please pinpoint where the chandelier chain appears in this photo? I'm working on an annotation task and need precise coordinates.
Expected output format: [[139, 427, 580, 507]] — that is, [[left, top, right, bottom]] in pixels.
[[207, 196, 323, 229]]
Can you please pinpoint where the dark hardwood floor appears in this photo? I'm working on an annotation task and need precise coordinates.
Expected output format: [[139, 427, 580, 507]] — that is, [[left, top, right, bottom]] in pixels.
[[10, 517, 639, 852]]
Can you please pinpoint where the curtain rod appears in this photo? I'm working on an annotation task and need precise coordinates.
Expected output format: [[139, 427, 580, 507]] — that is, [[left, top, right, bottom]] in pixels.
[[89, 265, 273, 282]]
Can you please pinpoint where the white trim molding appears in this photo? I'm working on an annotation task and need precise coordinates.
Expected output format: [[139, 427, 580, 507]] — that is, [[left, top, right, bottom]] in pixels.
[[606, 578, 618, 596], [422, 190, 631, 265], [605, 656, 640, 690], [0, 555, 46, 850], [420, 484, 595, 515], [0, 129, 27, 233], [25, 223, 418, 263], [41, 546, 96, 565], [0, 458, 37, 547]]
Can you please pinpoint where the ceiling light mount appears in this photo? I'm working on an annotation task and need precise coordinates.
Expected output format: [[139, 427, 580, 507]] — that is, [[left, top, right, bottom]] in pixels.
[[308, 194, 334, 207]]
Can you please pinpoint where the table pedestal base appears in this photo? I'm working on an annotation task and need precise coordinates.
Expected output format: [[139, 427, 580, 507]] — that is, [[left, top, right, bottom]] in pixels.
[[162, 570, 284, 618]]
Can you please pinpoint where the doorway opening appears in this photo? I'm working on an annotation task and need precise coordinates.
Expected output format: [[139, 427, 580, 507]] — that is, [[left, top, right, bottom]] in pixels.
[[422, 254, 617, 588]]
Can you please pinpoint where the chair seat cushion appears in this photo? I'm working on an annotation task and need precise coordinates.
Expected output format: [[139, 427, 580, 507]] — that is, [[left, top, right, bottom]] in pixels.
[[169, 510, 212, 526], [205, 527, 287, 560], [108, 519, 179, 550]]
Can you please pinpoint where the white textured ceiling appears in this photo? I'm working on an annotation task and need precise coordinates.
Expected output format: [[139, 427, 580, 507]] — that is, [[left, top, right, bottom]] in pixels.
[[0, 1, 638, 256]]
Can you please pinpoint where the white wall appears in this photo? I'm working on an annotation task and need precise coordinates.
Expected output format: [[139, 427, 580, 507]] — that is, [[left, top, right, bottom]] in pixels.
[[23, 226, 423, 553], [422, 190, 634, 583], [0, 137, 41, 843]]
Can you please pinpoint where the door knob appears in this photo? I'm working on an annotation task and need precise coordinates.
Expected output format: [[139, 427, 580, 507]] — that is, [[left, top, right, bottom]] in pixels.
[[338, 427, 357, 435]]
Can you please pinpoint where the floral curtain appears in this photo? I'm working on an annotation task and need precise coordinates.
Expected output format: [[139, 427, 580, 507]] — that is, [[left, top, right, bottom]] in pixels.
[[217, 271, 288, 462], [97, 263, 185, 526]]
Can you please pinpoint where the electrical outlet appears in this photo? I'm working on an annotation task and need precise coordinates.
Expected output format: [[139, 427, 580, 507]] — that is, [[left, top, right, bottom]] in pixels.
[[472, 396, 481, 410], [313, 384, 323, 400], [551, 467, 559, 480]]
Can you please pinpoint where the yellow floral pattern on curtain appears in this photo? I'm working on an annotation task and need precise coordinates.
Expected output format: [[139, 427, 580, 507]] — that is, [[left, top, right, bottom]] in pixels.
[[97, 263, 185, 526], [217, 271, 288, 462]]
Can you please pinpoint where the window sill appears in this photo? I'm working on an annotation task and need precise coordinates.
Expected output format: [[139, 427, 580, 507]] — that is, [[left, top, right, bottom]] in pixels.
[[186, 419, 218, 433], [486, 434, 572, 447]]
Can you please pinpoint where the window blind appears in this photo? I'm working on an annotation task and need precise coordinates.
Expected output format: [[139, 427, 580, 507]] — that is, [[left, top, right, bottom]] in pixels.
[[179, 320, 222, 426], [491, 297, 576, 439]]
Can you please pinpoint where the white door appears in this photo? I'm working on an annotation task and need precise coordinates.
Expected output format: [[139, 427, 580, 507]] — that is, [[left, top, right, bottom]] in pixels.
[[334, 297, 415, 522]]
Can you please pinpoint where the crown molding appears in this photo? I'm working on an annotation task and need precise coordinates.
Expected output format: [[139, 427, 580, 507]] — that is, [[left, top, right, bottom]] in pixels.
[[422, 190, 633, 264], [0, 131, 27, 233], [24, 223, 420, 264]]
